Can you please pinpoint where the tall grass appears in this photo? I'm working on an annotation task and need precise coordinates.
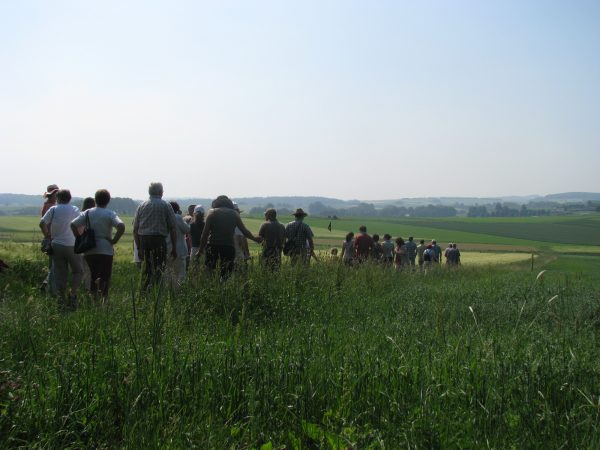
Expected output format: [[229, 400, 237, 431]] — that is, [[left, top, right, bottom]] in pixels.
[[1, 255, 599, 448]]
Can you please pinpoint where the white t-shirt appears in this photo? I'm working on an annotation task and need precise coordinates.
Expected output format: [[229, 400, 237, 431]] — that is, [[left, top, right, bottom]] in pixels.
[[41, 204, 80, 246], [71, 207, 124, 256]]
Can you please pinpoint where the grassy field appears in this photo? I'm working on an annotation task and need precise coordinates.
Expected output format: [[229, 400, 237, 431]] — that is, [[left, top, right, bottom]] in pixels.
[[5, 213, 600, 252], [1, 214, 599, 447]]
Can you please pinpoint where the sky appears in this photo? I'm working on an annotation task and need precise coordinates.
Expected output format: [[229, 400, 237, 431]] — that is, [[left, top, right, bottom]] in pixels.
[[1, 0, 599, 201]]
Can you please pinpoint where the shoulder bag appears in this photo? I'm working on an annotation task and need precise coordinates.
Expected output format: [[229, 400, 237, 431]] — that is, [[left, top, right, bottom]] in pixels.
[[74, 211, 97, 254]]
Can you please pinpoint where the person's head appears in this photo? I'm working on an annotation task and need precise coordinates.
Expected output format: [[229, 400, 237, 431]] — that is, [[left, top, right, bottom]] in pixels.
[[373, 233, 380, 242], [148, 182, 164, 197], [448, 242, 453, 248], [384, 233, 391, 241], [82, 197, 96, 211], [212, 195, 234, 209], [265, 208, 277, 221], [56, 189, 71, 204], [420, 239, 425, 244], [187, 204, 196, 216], [44, 184, 59, 199], [330, 248, 338, 256], [169, 201, 181, 214], [94, 189, 111, 208], [408, 236, 414, 241], [395, 237, 405, 246], [193, 205, 205, 222], [359, 225, 367, 233], [452, 243, 457, 249], [432, 239, 437, 245], [293, 208, 308, 220], [345, 232, 354, 242], [427, 244, 433, 249]]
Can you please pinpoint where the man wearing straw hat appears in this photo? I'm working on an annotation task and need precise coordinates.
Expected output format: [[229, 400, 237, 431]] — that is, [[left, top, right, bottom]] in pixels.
[[284, 208, 314, 266]]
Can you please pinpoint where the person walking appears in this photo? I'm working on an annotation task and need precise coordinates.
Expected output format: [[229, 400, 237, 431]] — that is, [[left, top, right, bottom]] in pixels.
[[183, 204, 196, 268], [394, 237, 410, 270], [371, 234, 383, 262], [258, 208, 286, 270], [405, 236, 417, 267], [284, 208, 314, 266], [444, 243, 453, 265], [416, 239, 426, 271], [196, 195, 262, 279], [77, 197, 96, 291], [40, 184, 59, 292], [189, 205, 205, 259], [70, 189, 125, 300], [233, 202, 251, 269], [447, 243, 461, 266], [40, 189, 83, 308], [353, 225, 373, 263], [423, 244, 436, 273], [453, 243, 461, 265], [133, 182, 178, 290], [431, 239, 442, 264], [166, 201, 190, 288], [340, 232, 355, 266], [381, 234, 394, 266]]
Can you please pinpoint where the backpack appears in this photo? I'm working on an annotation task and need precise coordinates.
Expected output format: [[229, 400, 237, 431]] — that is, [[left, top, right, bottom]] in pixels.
[[424, 249, 432, 262]]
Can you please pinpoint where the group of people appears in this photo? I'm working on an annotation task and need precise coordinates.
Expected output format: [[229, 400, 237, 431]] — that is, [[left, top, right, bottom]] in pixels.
[[38, 182, 320, 305], [39, 184, 125, 307], [339, 226, 460, 270], [133, 184, 319, 286], [38, 181, 461, 307]]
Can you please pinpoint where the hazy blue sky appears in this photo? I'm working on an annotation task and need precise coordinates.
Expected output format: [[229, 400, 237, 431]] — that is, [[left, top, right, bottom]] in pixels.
[[1, 0, 599, 200]]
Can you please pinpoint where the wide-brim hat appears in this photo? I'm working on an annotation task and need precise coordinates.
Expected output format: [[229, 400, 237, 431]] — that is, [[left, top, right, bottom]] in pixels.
[[293, 208, 308, 217], [44, 184, 59, 198]]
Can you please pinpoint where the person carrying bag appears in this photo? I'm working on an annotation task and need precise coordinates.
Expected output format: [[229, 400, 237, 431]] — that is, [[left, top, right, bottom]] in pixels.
[[74, 211, 96, 254]]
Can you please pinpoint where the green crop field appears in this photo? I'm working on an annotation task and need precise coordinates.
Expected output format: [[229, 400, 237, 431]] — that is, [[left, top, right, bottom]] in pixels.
[[406, 216, 600, 246], [1, 214, 599, 448]]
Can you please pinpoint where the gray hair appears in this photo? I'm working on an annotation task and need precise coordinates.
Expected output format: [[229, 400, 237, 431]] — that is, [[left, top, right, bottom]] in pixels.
[[148, 182, 164, 197]]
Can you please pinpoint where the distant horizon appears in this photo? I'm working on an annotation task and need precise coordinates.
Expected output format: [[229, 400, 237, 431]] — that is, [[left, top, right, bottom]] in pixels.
[[2, 190, 599, 203]]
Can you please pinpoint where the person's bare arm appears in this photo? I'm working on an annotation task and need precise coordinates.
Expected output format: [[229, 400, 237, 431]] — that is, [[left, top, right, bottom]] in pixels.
[[236, 216, 263, 243], [40, 221, 51, 239], [70, 222, 80, 238], [111, 223, 125, 246], [197, 215, 212, 257]]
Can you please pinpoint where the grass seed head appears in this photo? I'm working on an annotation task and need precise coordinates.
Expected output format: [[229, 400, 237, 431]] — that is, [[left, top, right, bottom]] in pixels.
[[536, 270, 547, 281]]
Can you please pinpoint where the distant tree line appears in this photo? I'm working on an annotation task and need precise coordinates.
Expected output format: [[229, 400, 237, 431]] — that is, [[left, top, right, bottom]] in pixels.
[[248, 203, 294, 217], [467, 201, 600, 217], [307, 201, 457, 218]]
